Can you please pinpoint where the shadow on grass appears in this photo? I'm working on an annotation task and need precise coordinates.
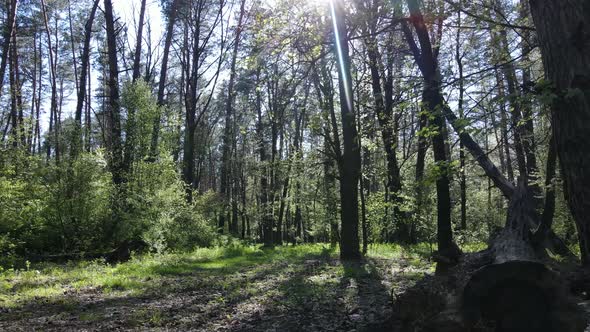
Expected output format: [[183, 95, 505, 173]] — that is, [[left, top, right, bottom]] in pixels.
[[1, 244, 433, 331], [0, 245, 341, 331], [228, 254, 395, 332]]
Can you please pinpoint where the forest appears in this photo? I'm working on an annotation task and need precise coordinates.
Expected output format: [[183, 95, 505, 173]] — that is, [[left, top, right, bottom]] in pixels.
[[0, 0, 589, 330]]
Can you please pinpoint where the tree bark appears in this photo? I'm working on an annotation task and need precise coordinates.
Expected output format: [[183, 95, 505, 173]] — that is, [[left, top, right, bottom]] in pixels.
[[455, 6, 467, 230], [256, 69, 273, 247], [331, 0, 361, 260], [528, 0, 590, 265], [132, 0, 146, 81], [404, 0, 460, 265], [220, 0, 246, 236], [72, 0, 100, 158], [149, 0, 180, 158], [461, 185, 585, 331], [0, 0, 17, 102], [103, 0, 123, 185]]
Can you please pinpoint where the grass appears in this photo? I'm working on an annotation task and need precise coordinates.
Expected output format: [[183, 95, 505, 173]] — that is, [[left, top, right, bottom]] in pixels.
[[0, 242, 484, 310], [0, 244, 327, 308]]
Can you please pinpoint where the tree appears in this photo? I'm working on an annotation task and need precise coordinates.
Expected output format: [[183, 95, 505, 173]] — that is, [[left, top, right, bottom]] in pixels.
[[219, 0, 247, 235], [527, 0, 590, 265], [331, 0, 361, 260], [72, 0, 100, 158], [103, 0, 124, 185], [150, 0, 181, 158], [402, 0, 460, 265]]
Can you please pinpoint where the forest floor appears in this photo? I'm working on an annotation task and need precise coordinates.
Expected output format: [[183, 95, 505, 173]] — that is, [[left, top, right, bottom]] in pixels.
[[0, 243, 482, 331]]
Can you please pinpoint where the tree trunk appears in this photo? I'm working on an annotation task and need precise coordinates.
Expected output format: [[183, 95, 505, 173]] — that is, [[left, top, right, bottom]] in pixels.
[[255, 69, 273, 247], [220, 0, 246, 236], [528, 0, 590, 265], [404, 0, 460, 265], [103, 0, 123, 185], [496, 69, 515, 183], [150, 0, 180, 158], [331, 0, 361, 260], [0, 0, 17, 102], [72, 0, 99, 158], [537, 135, 557, 238], [455, 7, 467, 230], [461, 185, 586, 331], [132, 0, 146, 81]]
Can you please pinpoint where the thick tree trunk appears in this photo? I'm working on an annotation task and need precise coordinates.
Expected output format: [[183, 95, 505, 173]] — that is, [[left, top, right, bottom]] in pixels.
[[404, 0, 460, 265], [528, 0, 590, 265], [461, 185, 586, 331], [331, 0, 361, 260], [103, 0, 123, 185], [423, 82, 461, 267], [0, 0, 17, 102]]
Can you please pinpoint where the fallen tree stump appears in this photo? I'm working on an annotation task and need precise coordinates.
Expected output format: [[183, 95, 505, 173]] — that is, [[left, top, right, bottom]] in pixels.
[[391, 185, 587, 332]]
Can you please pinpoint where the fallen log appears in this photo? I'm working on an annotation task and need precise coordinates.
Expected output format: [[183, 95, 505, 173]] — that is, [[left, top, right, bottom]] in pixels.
[[441, 103, 574, 259], [461, 185, 586, 331], [391, 185, 586, 332]]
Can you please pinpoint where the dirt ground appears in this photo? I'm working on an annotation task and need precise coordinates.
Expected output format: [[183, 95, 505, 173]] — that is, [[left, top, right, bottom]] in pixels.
[[0, 251, 431, 331]]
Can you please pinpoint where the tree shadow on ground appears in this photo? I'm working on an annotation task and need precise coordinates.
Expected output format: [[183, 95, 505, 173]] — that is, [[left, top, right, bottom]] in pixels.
[[229, 255, 401, 332], [0, 246, 427, 331], [0, 246, 335, 331]]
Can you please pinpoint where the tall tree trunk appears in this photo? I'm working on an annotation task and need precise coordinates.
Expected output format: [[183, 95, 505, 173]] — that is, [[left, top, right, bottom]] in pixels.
[[72, 0, 99, 158], [220, 0, 246, 236], [132, 0, 146, 81], [256, 69, 273, 247], [536, 135, 557, 237], [404, 0, 460, 265], [41, 0, 60, 162], [528, 0, 590, 265], [497, 28, 527, 179], [518, 0, 539, 190], [8, 24, 17, 148], [120, 0, 147, 177], [67, 0, 79, 92], [331, 0, 361, 260], [35, 34, 42, 154], [150, 0, 180, 158], [495, 69, 515, 183], [313, 56, 341, 248], [359, 0, 405, 242], [103, 0, 123, 185], [183, 7, 202, 203], [324, 136, 339, 247], [455, 5, 467, 230], [29, 32, 37, 153], [85, 52, 92, 152], [0, 0, 17, 101]]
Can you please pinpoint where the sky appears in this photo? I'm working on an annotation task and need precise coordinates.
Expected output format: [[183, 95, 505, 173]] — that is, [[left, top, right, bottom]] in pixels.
[[114, 0, 164, 52]]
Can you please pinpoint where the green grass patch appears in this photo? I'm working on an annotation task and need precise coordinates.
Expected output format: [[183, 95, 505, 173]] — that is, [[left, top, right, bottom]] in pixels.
[[0, 242, 481, 310]]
